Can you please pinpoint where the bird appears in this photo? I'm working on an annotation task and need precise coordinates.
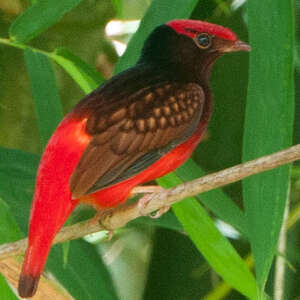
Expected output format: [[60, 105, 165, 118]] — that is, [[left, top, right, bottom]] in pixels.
[[18, 19, 250, 298]]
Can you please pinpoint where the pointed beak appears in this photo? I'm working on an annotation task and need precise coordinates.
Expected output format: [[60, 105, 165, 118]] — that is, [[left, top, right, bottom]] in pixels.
[[223, 39, 251, 53]]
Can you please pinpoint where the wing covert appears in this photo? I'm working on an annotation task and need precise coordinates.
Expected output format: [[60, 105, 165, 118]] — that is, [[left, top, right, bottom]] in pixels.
[[70, 82, 205, 198]]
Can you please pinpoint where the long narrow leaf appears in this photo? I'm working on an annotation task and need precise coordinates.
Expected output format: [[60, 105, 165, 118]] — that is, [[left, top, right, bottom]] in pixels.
[[175, 159, 247, 236], [0, 274, 19, 300], [111, 0, 123, 18], [0, 198, 23, 300], [51, 48, 105, 94], [243, 0, 295, 291], [0, 198, 23, 244], [48, 240, 119, 300], [9, 0, 82, 43], [157, 174, 258, 299], [0, 148, 39, 232], [24, 49, 63, 147]]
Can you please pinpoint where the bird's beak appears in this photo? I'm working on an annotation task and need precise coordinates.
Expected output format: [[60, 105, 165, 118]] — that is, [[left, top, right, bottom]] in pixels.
[[222, 39, 251, 53]]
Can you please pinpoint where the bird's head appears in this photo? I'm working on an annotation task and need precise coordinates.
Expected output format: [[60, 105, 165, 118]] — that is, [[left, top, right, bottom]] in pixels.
[[139, 19, 250, 84]]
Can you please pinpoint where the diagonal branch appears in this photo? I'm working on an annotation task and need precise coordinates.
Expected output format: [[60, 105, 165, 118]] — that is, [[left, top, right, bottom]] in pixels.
[[0, 144, 300, 260]]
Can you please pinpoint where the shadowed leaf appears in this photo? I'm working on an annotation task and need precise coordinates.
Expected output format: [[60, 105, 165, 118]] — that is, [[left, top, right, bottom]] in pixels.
[[24, 49, 63, 148], [157, 174, 258, 299], [9, 0, 83, 43], [243, 0, 295, 291], [52, 48, 105, 94]]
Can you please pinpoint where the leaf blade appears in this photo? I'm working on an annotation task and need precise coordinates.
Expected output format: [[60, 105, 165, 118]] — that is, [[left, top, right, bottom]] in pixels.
[[0, 198, 23, 245], [51, 48, 105, 94], [175, 159, 247, 236], [9, 0, 82, 43], [0, 198, 23, 300], [243, 0, 295, 290], [0, 274, 19, 300], [47, 240, 119, 300], [158, 174, 258, 299], [24, 49, 63, 148]]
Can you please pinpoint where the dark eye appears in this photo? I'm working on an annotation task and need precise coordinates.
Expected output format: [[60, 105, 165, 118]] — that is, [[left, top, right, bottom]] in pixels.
[[196, 33, 212, 49]]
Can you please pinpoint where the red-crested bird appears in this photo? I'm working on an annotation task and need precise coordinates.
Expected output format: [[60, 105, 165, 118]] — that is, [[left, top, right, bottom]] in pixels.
[[18, 19, 250, 298]]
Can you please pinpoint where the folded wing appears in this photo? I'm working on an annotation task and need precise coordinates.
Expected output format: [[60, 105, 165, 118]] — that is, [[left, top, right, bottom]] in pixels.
[[70, 82, 205, 198]]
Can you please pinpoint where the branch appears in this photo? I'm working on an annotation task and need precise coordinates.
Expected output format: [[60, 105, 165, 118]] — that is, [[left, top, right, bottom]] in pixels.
[[0, 257, 73, 299], [0, 144, 299, 260]]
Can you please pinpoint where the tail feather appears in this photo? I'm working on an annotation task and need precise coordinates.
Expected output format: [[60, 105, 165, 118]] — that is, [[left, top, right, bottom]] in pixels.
[[18, 237, 51, 298], [18, 116, 90, 297], [18, 199, 77, 298], [18, 273, 39, 298]]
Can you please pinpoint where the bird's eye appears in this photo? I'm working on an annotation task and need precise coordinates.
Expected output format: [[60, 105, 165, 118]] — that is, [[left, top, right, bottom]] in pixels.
[[195, 33, 212, 49]]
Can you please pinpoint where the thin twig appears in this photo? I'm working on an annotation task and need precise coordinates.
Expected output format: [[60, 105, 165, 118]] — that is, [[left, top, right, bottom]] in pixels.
[[0, 144, 299, 260]]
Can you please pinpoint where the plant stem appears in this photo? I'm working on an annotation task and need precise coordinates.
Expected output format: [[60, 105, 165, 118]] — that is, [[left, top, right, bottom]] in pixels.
[[0, 37, 50, 56]]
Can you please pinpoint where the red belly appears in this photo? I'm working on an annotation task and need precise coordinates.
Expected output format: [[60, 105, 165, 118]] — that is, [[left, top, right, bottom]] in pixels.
[[90, 118, 208, 208]]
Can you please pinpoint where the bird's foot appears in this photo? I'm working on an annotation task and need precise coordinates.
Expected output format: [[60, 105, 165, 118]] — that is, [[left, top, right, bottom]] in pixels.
[[150, 205, 170, 219], [90, 209, 115, 240], [137, 186, 170, 218]]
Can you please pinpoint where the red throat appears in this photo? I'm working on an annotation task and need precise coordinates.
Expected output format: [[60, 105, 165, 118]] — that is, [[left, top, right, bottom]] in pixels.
[[167, 19, 237, 41]]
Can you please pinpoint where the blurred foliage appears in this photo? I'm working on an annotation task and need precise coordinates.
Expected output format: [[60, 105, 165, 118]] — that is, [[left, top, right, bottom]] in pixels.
[[0, 0, 299, 299], [0, 0, 116, 153]]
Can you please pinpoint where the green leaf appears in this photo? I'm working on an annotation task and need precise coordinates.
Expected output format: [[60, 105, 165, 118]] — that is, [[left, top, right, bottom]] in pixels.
[[47, 240, 118, 300], [62, 241, 70, 267], [243, 0, 295, 291], [157, 174, 258, 299], [9, 0, 82, 43], [175, 159, 247, 236], [24, 49, 63, 148], [0, 148, 39, 184], [52, 48, 105, 94], [0, 274, 19, 300], [144, 227, 209, 299], [0, 198, 23, 300], [0, 147, 39, 232], [62, 217, 73, 267], [114, 0, 199, 73], [112, 0, 123, 18], [0, 198, 23, 244]]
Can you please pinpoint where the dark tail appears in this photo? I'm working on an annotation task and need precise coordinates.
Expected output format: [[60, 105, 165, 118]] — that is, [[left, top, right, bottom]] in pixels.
[[18, 199, 77, 298], [18, 272, 39, 298]]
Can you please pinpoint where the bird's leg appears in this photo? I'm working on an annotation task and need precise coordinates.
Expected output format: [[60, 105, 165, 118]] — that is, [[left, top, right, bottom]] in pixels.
[[89, 208, 115, 240], [136, 185, 170, 218]]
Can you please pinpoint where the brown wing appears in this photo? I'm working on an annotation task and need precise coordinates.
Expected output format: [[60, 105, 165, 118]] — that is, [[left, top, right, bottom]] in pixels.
[[70, 82, 205, 198]]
